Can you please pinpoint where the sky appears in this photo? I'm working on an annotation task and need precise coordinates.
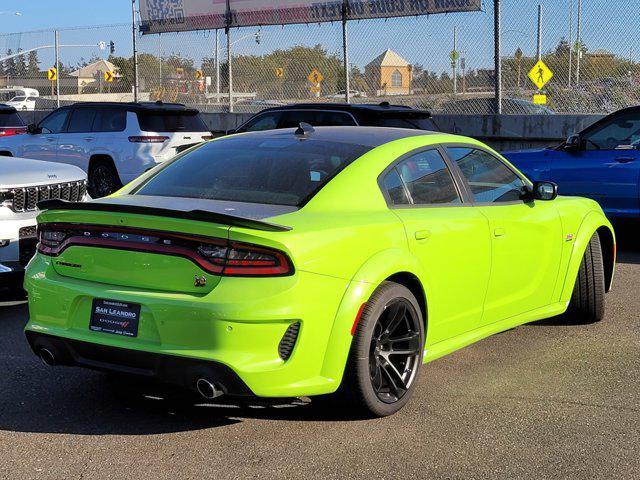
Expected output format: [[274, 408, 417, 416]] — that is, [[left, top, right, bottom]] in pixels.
[[0, 1, 637, 74]]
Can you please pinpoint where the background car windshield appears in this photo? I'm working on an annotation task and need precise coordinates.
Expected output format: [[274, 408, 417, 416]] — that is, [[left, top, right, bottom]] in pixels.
[[9, 96, 25, 102], [135, 136, 371, 206], [137, 112, 208, 132], [0, 112, 24, 126]]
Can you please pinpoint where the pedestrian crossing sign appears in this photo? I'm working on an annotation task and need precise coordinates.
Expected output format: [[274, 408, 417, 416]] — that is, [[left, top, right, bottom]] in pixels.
[[528, 60, 553, 90]]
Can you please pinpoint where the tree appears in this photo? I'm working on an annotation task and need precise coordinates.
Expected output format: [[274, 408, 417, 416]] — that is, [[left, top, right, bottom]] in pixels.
[[15, 49, 27, 77], [4, 49, 17, 77], [27, 50, 40, 76]]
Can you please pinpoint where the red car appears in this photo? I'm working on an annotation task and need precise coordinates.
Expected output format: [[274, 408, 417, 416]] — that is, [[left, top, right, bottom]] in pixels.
[[0, 105, 27, 137]]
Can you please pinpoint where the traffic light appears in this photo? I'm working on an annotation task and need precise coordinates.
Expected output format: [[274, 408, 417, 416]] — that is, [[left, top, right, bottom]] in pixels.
[[109, 41, 115, 55]]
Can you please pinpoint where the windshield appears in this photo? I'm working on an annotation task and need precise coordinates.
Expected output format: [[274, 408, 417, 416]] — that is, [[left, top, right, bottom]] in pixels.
[[137, 111, 208, 132], [9, 96, 26, 102], [134, 135, 371, 206]]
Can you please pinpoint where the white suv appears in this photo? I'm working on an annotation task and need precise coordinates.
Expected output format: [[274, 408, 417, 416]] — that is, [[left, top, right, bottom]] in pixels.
[[0, 102, 212, 198], [1, 156, 87, 293]]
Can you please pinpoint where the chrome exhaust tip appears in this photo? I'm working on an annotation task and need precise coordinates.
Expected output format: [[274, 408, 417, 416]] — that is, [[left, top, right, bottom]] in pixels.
[[39, 348, 56, 367], [196, 378, 224, 400]]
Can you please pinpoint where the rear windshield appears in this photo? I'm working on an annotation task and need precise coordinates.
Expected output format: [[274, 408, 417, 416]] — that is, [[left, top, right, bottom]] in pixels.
[[0, 112, 24, 127], [134, 136, 371, 206], [137, 111, 208, 132]]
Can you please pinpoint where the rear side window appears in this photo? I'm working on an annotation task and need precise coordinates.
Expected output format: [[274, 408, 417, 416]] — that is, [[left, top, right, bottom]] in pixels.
[[394, 150, 460, 205], [382, 169, 410, 205], [137, 112, 208, 132], [67, 109, 97, 133], [0, 112, 24, 127], [135, 136, 370, 206], [93, 109, 127, 132], [446, 147, 525, 203], [278, 110, 357, 128], [374, 116, 437, 131]]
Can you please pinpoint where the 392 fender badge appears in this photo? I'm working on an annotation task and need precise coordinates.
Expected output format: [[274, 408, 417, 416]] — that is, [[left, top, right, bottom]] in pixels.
[[194, 275, 207, 287]]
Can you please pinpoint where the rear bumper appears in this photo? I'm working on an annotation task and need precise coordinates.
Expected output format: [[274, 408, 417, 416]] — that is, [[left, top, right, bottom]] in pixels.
[[24, 254, 354, 397], [26, 331, 253, 396]]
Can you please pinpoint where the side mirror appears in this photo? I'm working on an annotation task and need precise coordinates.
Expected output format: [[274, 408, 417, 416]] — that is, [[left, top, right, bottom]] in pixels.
[[27, 123, 41, 134], [532, 181, 558, 201], [564, 134, 581, 151]]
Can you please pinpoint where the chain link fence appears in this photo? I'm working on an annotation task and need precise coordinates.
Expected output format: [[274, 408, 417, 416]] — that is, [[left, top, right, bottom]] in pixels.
[[0, 1, 637, 115]]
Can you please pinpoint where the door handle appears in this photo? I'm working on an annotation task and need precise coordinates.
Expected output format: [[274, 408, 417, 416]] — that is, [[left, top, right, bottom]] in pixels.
[[83, 137, 95, 142], [414, 230, 431, 241], [46, 137, 56, 142], [615, 156, 635, 163], [494, 227, 506, 237]]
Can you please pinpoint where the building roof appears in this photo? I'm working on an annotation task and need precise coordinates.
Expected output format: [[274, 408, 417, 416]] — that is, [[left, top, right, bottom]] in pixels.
[[366, 49, 410, 68], [69, 59, 118, 78]]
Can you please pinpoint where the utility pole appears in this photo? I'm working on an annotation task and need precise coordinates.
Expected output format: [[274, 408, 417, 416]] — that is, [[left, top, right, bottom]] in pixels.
[[536, 4, 542, 62], [54, 30, 60, 107], [342, 0, 350, 103], [575, 0, 582, 86], [494, 0, 502, 114], [215, 30, 220, 103], [453, 26, 458, 94], [158, 33, 162, 88], [568, 0, 573, 87], [226, 0, 233, 112], [132, 0, 139, 102]]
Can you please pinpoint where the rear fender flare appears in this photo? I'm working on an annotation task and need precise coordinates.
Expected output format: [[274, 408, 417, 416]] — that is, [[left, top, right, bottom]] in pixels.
[[559, 210, 615, 304], [319, 248, 426, 386]]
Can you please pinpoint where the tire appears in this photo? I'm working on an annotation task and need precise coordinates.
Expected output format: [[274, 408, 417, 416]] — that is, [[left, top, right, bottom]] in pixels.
[[320, 281, 425, 418], [566, 232, 606, 323], [88, 160, 122, 198]]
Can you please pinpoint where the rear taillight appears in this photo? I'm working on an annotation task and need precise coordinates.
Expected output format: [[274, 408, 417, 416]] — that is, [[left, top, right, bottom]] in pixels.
[[37, 224, 293, 277], [128, 136, 169, 143], [0, 127, 26, 136]]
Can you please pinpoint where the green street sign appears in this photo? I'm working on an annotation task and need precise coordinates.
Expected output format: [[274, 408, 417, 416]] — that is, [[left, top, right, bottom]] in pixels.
[[449, 50, 460, 62]]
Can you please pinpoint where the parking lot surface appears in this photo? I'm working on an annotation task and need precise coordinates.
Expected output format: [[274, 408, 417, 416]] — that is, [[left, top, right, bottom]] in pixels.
[[1, 242, 638, 479]]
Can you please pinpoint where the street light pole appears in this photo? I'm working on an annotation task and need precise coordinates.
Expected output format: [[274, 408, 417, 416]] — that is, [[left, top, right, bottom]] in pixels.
[[215, 30, 220, 103], [568, 0, 573, 87], [342, 0, 350, 104], [132, 0, 139, 102], [453, 26, 458, 94]]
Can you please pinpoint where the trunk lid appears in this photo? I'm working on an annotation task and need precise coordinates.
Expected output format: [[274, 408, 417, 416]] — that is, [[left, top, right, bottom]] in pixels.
[[38, 196, 293, 294]]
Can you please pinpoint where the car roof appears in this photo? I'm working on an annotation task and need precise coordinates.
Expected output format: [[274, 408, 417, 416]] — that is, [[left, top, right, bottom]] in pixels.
[[228, 125, 439, 148], [62, 101, 199, 114], [255, 102, 431, 116]]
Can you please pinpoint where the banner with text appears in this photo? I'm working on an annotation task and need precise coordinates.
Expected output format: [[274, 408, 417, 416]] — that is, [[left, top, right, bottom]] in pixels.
[[140, 0, 482, 34]]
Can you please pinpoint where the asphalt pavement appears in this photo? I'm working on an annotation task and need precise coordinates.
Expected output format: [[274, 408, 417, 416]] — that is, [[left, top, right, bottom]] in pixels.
[[0, 230, 638, 479]]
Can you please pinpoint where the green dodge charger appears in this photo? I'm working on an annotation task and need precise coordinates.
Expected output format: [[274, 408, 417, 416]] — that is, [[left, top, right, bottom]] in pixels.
[[24, 126, 616, 417]]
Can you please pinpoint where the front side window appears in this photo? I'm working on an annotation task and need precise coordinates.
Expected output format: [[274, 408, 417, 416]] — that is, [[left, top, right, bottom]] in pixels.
[[582, 112, 640, 150], [240, 112, 282, 132], [39, 109, 70, 134], [446, 147, 526, 203], [383, 150, 460, 206], [135, 136, 370, 206]]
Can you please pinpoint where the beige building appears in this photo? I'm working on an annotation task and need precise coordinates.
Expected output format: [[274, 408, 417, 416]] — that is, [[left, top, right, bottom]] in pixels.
[[69, 59, 120, 93], [365, 49, 413, 96]]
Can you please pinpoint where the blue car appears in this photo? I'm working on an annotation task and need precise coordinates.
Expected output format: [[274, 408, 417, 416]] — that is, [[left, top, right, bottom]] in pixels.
[[503, 107, 640, 218]]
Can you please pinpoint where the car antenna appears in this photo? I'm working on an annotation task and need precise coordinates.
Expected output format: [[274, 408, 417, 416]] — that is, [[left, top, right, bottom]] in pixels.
[[295, 122, 315, 137]]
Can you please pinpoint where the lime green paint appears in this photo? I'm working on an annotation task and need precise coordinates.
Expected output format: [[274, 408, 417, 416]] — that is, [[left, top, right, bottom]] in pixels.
[[25, 133, 615, 398]]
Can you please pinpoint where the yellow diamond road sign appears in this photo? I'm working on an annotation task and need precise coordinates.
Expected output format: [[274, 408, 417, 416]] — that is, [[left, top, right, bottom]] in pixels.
[[308, 69, 324, 85], [528, 60, 553, 90], [104, 71, 115, 83], [275, 67, 284, 78], [195, 69, 203, 80], [47, 67, 57, 81]]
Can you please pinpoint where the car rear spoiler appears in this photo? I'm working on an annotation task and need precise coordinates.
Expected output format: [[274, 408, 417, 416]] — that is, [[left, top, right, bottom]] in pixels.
[[37, 199, 292, 232]]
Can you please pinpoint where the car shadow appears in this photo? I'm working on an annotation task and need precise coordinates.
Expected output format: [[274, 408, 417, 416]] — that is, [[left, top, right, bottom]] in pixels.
[[0, 302, 360, 437]]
